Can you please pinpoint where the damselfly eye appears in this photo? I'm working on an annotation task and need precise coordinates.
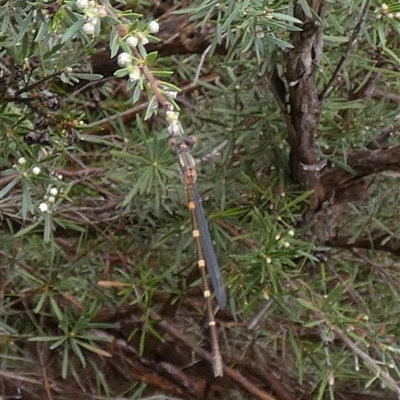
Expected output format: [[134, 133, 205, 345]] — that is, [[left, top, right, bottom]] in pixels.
[[168, 138, 177, 151]]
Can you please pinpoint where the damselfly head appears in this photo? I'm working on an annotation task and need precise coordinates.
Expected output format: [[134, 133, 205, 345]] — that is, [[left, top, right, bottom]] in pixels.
[[168, 136, 198, 154]]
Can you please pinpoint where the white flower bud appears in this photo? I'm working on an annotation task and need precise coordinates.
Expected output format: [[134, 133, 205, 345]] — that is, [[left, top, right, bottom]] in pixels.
[[266, 257, 272, 264], [18, 157, 26, 165], [64, 67, 73, 75], [126, 36, 138, 49], [117, 52, 132, 67], [76, 0, 89, 9], [48, 196, 56, 203], [49, 187, 58, 196], [128, 65, 141, 81], [39, 202, 48, 212], [167, 122, 181, 136], [82, 22, 95, 35], [97, 5, 106, 18], [288, 229, 295, 236], [328, 371, 335, 386], [137, 32, 149, 45], [148, 21, 159, 34], [32, 166, 41, 175], [88, 17, 99, 26]]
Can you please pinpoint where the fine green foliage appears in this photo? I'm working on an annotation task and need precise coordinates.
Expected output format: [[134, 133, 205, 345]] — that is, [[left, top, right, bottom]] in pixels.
[[2, 0, 400, 399]]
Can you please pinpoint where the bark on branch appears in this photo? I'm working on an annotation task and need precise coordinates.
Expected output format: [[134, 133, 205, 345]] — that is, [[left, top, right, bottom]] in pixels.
[[283, 2, 327, 186]]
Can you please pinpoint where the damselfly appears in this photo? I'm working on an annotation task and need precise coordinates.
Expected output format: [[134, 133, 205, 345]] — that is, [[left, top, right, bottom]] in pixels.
[[169, 136, 226, 377]]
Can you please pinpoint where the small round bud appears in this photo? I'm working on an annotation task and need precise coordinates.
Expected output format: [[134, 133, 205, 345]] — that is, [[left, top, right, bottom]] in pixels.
[[148, 21, 159, 34], [34, 116, 48, 130], [288, 229, 295, 236], [128, 65, 141, 81], [328, 372, 335, 386], [82, 22, 95, 35], [28, 56, 40, 70], [25, 132, 42, 145], [76, 0, 89, 9], [32, 166, 41, 175], [97, 6, 106, 18], [117, 52, 132, 67], [13, 65, 25, 80], [48, 196, 56, 203], [126, 36, 138, 49], [49, 187, 58, 196], [47, 96, 60, 111], [167, 122, 181, 136], [18, 157, 26, 165], [39, 202, 48, 212], [137, 32, 149, 45], [88, 16, 99, 26]]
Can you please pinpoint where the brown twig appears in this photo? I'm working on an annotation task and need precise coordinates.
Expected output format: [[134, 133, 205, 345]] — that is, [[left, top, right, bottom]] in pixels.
[[319, 0, 372, 100], [150, 310, 278, 400], [326, 233, 400, 257], [36, 340, 54, 400]]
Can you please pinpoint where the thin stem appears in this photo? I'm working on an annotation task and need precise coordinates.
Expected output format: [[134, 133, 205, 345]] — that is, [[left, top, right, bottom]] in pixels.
[[319, 0, 371, 100]]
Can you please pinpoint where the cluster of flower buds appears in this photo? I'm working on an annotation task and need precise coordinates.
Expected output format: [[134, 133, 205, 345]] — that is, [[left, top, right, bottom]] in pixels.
[[263, 229, 296, 267], [263, 8, 274, 20], [125, 20, 160, 48], [117, 52, 142, 82], [376, 3, 400, 19], [38, 186, 60, 213], [13, 158, 42, 177], [76, 0, 107, 36], [115, 20, 160, 82]]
